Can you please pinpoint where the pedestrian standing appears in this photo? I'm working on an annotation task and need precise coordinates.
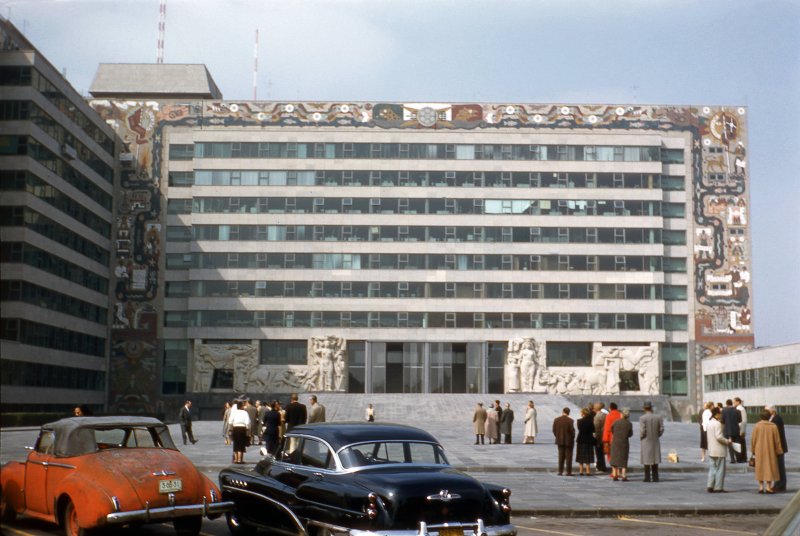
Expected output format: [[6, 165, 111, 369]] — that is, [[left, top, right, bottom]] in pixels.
[[700, 401, 713, 462], [610, 408, 633, 481], [500, 402, 514, 444], [473, 402, 487, 444], [262, 400, 282, 455], [706, 405, 732, 493], [766, 405, 788, 492], [523, 401, 538, 444], [734, 397, 748, 463], [366, 403, 375, 422], [228, 400, 251, 464], [552, 407, 575, 476], [639, 401, 664, 482], [222, 401, 232, 445], [751, 409, 783, 494], [485, 401, 501, 444], [285, 393, 307, 451], [721, 399, 741, 463], [575, 407, 595, 475], [602, 402, 621, 469], [179, 400, 198, 445], [593, 402, 608, 472], [308, 395, 326, 423], [244, 399, 258, 446], [255, 400, 266, 445]]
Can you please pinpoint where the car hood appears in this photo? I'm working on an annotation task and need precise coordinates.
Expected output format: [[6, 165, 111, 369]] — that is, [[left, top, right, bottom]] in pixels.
[[82, 449, 207, 507], [353, 466, 500, 528]]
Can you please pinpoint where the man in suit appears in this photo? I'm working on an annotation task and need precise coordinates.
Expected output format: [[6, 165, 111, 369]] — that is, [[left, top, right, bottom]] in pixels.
[[500, 402, 514, 444], [706, 405, 733, 493], [639, 401, 664, 482], [473, 402, 487, 444], [721, 399, 741, 463], [593, 402, 609, 473], [178, 400, 198, 445], [767, 405, 789, 492], [734, 397, 748, 463], [308, 395, 326, 423], [284, 393, 307, 451], [552, 407, 575, 476]]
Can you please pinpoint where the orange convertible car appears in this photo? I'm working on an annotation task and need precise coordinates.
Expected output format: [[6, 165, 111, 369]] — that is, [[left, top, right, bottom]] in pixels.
[[0, 416, 232, 536]]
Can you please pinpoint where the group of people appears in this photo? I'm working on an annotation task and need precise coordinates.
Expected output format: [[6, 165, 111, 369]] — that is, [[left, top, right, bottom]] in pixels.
[[702, 399, 788, 494], [473, 400, 539, 444], [552, 401, 663, 481], [219, 393, 328, 463]]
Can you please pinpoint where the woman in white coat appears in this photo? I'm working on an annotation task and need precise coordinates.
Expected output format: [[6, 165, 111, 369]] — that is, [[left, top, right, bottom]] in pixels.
[[523, 400, 538, 444]]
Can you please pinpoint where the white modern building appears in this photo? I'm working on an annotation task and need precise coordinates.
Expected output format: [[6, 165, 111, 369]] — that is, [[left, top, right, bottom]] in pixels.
[[85, 63, 756, 418]]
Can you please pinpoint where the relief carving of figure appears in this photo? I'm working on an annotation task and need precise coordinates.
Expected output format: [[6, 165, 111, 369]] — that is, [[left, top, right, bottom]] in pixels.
[[193, 343, 257, 393], [505, 340, 522, 392], [308, 336, 347, 391], [506, 338, 541, 392]]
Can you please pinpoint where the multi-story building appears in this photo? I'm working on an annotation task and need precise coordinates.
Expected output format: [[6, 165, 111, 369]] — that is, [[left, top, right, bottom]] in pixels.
[[0, 20, 117, 415], [87, 63, 755, 418]]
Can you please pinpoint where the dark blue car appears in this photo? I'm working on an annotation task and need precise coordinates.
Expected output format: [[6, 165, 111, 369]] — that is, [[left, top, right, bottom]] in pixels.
[[219, 422, 515, 536]]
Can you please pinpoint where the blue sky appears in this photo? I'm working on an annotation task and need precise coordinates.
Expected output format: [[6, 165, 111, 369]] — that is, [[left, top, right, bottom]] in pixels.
[[6, 0, 799, 347]]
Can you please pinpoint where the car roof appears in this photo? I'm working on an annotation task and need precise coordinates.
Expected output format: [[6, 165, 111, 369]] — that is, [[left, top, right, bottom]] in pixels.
[[41, 416, 174, 457], [287, 422, 440, 449]]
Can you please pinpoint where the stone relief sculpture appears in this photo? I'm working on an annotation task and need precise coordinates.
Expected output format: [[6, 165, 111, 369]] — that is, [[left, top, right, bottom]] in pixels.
[[307, 336, 347, 391], [528, 342, 659, 396], [193, 343, 257, 392], [505, 338, 543, 392]]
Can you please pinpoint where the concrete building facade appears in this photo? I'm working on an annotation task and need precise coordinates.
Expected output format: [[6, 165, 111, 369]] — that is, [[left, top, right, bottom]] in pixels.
[[0, 20, 116, 414], [85, 64, 756, 418]]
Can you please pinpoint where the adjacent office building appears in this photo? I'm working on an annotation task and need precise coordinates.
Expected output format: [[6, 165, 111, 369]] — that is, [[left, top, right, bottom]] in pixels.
[[0, 20, 116, 414], [86, 62, 755, 417]]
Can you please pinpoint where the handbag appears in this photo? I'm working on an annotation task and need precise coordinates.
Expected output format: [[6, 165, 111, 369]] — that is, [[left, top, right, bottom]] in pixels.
[[748, 455, 755, 468]]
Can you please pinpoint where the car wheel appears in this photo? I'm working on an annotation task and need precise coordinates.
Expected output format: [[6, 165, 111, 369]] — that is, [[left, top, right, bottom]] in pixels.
[[226, 511, 257, 535], [1, 486, 17, 523], [174, 515, 203, 536], [63, 500, 87, 536]]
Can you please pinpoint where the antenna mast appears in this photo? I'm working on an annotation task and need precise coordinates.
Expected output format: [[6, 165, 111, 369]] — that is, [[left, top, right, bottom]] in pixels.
[[253, 29, 259, 100], [157, 0, 166, 64]]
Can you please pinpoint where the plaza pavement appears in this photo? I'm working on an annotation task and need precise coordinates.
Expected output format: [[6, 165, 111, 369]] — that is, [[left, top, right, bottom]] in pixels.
[[1, 393, 798, 517]]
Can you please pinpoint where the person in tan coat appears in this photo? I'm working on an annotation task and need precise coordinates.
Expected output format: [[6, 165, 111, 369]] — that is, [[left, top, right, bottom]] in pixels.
[[472, 402, 487, 444], [751, 408, 784, 494]]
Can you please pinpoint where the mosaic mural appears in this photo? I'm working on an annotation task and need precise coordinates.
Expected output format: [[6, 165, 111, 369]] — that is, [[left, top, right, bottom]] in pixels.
[[89, 99, 754, 409]]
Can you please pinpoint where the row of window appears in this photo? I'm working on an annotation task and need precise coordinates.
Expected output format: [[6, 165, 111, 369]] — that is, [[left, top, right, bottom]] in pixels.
[[172, 170, 684, 191], [177, 224, 684, 245], [1, 169, 111, 236], [704, 364, 798, 392], [1, 242, 109, 294], [0, 318, 106, 357], [164, 310, 688, 330], [0, 358, 105, 391], [0, 100, 114, 182], [1, 207, 110, 266], [173, 142, 677, 163], [1, 280, 107, 324], [171, 252, 686, 273], [169, 280, 687, 301], [0, 66, 115, 155], [173, 196, 685, 218]]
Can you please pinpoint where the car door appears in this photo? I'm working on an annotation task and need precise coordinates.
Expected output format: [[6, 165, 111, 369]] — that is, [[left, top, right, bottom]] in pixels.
[[292, 438, 338, 523], [23, 430, 55, 515]]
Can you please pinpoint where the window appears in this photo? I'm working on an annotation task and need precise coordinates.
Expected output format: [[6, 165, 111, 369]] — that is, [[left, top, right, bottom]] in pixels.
[[260, 340, 307, 365], [546, 342, 592, 366]]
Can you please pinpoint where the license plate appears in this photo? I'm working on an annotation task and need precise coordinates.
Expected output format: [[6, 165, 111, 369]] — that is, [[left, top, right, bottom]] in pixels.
[[439, 528, 463, 536], [159, 479, 182, 493]]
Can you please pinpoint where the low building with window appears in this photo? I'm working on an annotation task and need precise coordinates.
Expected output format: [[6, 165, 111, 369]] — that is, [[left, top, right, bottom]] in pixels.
[[0, 20, 116, 416], [82, 61, 756, 419], [701, 343, 800, 424]]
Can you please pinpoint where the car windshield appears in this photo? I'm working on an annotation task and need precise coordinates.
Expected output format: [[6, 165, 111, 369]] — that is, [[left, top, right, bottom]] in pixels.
[[338, 441, 449, 469]]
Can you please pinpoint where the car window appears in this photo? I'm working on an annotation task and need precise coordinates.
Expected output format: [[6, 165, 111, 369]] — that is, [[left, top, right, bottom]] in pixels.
[[95, 428, 126, 449], [36, 431, 55, 455], [340, 441, 449, 468], [125, 427, 158, 447], [300, 439, 335, 470]]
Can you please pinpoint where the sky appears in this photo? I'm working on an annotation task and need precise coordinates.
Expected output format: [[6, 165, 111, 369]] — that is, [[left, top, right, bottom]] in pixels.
[[4, 0, 799, 348]]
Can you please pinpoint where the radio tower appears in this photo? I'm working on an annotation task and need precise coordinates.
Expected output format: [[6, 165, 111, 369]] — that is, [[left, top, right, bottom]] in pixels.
[[253, 29, 259, 100], [157, 0, 166, 64]]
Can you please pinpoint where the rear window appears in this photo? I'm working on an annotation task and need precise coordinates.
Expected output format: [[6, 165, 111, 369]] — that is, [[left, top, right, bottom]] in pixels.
[[339, 441, 448, 469]]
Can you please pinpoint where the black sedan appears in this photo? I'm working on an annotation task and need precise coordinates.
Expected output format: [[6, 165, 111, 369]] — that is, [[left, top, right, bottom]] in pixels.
[[219, 422, 515, 536]]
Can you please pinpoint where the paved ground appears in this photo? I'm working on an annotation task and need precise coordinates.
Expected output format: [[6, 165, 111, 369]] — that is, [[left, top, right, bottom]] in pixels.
[[2, 393, 798, 519]]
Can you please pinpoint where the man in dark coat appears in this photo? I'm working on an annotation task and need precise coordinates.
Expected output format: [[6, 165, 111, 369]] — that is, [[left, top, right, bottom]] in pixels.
[[767, 405, 789, 492], [178, 400, 198, 445], [284, 393, 308, 451], [262, 400, 283, 455], [552, 407, 576, 476], [721, 399, 741, 463], [500, 402, 514, 444], [593, 402, 609, 473]]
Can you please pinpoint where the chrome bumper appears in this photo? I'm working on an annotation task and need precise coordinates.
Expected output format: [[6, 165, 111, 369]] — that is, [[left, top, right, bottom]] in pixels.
[[106, 498, 234, 524], [327, 519, 516, 536]]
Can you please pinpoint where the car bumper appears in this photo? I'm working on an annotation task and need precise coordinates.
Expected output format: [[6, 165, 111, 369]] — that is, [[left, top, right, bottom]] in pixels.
[[106, 499, 234, 524], [322, 519, 516, 536]]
